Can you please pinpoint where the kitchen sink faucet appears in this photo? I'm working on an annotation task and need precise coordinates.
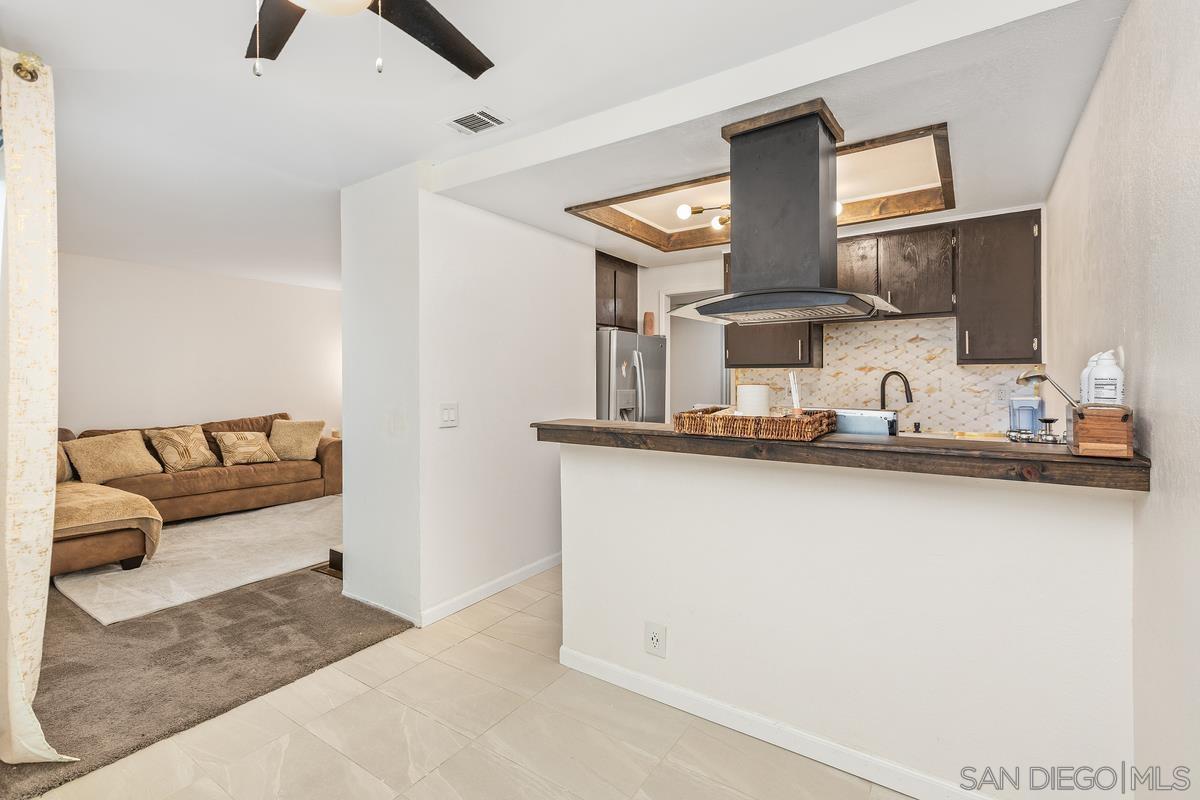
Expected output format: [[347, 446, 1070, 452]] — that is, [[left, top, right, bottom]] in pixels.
[[880, 370, 913, 410]]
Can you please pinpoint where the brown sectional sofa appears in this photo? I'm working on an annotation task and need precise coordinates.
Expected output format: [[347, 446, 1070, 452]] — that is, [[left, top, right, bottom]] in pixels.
[[53, 412, 342, 576]]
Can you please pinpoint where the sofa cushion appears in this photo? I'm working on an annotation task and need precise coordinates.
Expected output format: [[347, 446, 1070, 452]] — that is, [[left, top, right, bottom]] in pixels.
[[212, 431, 280, 467], [106, 460, 321, 500], [78, 427, 165, 465], [269, 419, 325, 461], [57, 443, 75, 483], [201, 412, 290, 455], [62, 430, 164, 485], [147, 425, 220, 473]]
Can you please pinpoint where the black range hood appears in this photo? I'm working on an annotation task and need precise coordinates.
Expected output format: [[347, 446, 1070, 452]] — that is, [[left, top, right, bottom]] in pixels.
[[673, 99, 898, 326]]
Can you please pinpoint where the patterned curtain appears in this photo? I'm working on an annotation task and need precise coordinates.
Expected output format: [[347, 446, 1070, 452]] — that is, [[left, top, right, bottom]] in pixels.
[[0, 48, 73, 764]]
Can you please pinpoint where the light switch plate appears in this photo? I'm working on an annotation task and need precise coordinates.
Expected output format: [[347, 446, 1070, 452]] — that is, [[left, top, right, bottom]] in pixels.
[[439, 402, 459, 429]]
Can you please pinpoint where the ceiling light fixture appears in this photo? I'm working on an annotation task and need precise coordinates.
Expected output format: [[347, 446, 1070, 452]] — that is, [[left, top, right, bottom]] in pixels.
[[289, 0, 374, 15], [676, 203, 731, 222], [711, 214, 731, 230], [375, 0, 384, 73], [252, 0, 264, 76]]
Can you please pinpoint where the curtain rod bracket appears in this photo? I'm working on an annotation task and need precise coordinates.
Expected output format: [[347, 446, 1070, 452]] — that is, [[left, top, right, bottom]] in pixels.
[[13, 53, 43, 83]]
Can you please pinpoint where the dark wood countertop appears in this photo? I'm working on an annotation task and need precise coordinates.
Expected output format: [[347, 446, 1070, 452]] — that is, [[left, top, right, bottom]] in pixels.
[[532, 419, 1151, 492]]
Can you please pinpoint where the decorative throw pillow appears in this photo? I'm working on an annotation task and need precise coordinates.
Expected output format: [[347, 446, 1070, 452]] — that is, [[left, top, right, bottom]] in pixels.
[[147, 425, 219, 473], [61, 430, 164, 485], [211, 431, 280, 466], [268, 419, 325, 461], [56, 443, 75, 483]]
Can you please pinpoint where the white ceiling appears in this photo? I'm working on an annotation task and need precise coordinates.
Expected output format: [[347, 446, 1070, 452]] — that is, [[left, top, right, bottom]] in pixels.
[[443, 0, 1127, 268], [839, 136, 940, 203], [615, 182, 730, 234], [0, 0, 915, 287]]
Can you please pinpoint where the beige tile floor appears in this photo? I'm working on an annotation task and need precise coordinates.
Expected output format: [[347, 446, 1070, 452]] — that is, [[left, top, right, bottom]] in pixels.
[[40, 565, 911, 800]]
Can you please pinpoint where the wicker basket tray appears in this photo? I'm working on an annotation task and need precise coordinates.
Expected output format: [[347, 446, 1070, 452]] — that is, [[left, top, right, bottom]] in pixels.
[[672, 406, 837, 442]]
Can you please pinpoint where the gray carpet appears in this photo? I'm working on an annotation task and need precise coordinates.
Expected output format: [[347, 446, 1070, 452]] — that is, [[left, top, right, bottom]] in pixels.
[[1, 568, 412, 800]]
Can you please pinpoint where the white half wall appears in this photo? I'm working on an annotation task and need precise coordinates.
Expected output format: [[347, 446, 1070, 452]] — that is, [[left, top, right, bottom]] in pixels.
[[417, 192, 594, 622], [1045, 0, 1200, 782], [559, 445, 1135, 800], [58, 254, 341, 433]]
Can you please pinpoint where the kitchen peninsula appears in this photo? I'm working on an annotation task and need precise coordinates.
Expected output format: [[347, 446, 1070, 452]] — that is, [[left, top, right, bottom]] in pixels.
[[534, 416, 1148, 798], [534, 418, 1150, 491]]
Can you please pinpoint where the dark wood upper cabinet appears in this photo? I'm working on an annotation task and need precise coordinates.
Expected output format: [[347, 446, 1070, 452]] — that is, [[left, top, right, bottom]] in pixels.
[[877, 227, 954, 317], [596, 259, 616, 328], [836, 238, 879, 295], [725, 320, 823, 368], [614, 268, 638, 331], [955, 210, 1041, 364], [596, 251, 638, 331], [722, 253, 822, 368]]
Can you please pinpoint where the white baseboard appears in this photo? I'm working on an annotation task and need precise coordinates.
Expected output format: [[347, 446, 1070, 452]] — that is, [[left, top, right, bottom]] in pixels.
[[340, 589, 420, 626], [419, 552, 562, 627], [559, 647, 978, 800]]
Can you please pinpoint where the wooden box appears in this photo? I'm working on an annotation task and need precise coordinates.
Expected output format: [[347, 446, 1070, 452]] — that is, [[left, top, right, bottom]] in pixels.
[[1069, 405, 1134, 459]]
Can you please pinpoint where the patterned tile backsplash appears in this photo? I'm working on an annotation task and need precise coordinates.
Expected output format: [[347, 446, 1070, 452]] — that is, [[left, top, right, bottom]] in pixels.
[[734, 317, 1040, 433]]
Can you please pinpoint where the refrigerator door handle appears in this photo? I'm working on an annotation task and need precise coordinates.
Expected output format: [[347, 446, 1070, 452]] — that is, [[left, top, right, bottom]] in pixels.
[[634, 350, 646, 423]]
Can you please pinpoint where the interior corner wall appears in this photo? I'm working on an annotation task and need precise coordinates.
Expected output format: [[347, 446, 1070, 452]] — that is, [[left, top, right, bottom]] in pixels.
[[58, 254, 341, 433], [1045, 0, 1200, 783], [340, 164, 424, 621], [416, 192, 594, 622]]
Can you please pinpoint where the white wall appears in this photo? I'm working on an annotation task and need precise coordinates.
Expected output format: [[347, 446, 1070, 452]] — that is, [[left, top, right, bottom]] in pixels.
[[560, 445, 1135, 800], [636, 257, 724, 334], [1045, 0, 1200, 784], [637, 258, 725, 413], [668, 317, 725, 413], [417, 192, 594, 621], [341, 164, 424, 621], [340, 170, 594, 624], [58, 254, 341, 433]]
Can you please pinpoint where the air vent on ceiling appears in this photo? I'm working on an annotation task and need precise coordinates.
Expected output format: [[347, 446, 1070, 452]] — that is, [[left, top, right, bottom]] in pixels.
[[446, 107, 508, 136]]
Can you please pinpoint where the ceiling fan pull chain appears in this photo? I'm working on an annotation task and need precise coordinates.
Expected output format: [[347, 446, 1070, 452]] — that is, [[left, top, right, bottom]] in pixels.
[[376, 0, 384, 74], [253, 0, 264, 77]]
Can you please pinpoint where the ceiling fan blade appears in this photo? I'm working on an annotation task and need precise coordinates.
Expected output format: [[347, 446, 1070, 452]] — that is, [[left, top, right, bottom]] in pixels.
[[369, 0, 494, 79], [245, 0, 307, 60]]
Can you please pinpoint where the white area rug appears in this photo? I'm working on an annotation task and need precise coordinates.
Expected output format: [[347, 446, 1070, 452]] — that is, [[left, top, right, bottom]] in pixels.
[[54, 495, 342, 625]]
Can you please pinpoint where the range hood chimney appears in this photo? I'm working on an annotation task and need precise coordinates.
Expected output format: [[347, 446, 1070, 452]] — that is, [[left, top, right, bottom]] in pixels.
[[674, 99, 898, 325]]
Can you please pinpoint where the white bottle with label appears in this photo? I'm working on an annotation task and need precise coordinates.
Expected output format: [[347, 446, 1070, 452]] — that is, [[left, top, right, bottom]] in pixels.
[[1079, 352, 1103, 404], [1088, 350, 1125, 405]]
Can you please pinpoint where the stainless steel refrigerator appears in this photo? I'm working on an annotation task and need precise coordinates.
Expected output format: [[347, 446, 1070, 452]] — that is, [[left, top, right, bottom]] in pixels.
[[597, 330, 666, 423]]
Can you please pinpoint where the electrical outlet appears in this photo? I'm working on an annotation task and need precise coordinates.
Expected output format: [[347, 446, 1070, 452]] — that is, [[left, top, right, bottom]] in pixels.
[[993, 385, 1015, 405], [644, 622, 668, 659]]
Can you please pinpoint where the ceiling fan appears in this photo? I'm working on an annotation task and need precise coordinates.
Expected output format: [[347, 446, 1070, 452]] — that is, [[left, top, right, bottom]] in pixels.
[[246, 0, 494, 79]]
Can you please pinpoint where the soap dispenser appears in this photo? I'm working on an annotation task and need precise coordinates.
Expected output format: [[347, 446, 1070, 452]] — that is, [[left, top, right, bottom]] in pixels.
[[1088, 350, 1125, 405], [1080, 352, 1102, 404]]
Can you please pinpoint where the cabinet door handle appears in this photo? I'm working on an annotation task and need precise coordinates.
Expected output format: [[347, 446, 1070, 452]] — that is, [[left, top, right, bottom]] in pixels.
[[887, 290, 892, 304], [798, 339, 804, 361], [1033, 337, 1039, 352], [965, 330, 970, 355]]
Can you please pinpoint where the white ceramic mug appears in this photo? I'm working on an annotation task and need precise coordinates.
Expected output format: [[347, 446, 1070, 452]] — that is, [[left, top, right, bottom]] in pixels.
[[736, 384, 770, 417]]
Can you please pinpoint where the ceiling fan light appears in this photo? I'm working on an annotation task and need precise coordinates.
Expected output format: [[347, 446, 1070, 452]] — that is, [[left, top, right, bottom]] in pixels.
[[289, 0, 374, 16]]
